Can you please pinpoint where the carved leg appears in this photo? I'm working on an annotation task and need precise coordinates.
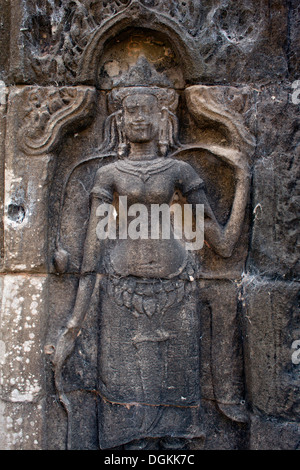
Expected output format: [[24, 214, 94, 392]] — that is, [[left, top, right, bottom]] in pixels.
[[216, 402, 249, 424], [124, 438, 160, 450], [208, 281, 249, 424], [159, 437, 188, 450]]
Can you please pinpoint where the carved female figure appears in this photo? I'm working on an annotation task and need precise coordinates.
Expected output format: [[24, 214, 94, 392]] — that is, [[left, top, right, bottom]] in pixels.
[[53, 58, 250, 449]]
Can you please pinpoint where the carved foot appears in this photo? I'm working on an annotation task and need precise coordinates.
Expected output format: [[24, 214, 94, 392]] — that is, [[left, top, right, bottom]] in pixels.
[[217, 402, 249, 424], [124, 438, 159, 450], [159, 437, 188, 450], [53, 248, 69, 273]]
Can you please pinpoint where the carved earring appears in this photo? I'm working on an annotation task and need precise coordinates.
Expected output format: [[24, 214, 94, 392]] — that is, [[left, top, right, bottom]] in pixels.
[[115, 110, 128, 158], [98, 111, 119, 154], [167, 108, 180, 149], [159, 107, 169, 156]]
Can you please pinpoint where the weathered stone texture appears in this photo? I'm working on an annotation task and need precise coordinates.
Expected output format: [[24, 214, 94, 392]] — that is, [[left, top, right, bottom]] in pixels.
[[250, 415, 300, 451], [0, 81, 7, 269], [0, 275, 47, 402], [0, 274, 47, 450], [251, 151, 299, 278], [0, 0, 299, 451], [243, 279, 300, 422], [0, 399, 45, 450], [0, 0, 10, 81], [1, 0, 297, 86], [288, 0, 300, 80], [246, 83, 300, 279]]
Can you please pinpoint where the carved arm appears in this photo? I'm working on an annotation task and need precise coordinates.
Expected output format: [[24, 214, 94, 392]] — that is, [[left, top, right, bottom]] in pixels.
[[52, 195, 102, 405], [187, 152, 250, 258]]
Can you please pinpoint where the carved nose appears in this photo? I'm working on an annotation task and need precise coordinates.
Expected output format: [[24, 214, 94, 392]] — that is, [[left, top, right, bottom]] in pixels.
[[135, 112, 145, 121]]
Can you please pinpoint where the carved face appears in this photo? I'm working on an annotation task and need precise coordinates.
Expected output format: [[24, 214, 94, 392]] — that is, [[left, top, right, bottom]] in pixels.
[[123, 93, 160, 143]]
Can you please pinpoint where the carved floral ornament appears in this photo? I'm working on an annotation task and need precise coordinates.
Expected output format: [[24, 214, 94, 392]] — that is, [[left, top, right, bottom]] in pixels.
[[100, 0, 202, 32], [18, 55, 254, 160], [19, 86, 96, 155]]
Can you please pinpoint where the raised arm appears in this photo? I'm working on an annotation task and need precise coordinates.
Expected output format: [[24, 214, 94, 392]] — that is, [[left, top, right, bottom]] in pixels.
[[186, 150, 250, 258]]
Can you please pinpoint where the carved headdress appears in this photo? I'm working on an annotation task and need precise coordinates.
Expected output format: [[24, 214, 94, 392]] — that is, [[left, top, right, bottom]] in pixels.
[[108, 55, 178, 113], [101, 56, 179, 156]]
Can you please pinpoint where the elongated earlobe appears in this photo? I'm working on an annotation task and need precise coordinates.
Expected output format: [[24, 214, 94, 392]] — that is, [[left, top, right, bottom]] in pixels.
[[158, 107, 169, 156], [158, 107, 180, 155], [115, 109, 128, 158], [167, 109, 180, 148]]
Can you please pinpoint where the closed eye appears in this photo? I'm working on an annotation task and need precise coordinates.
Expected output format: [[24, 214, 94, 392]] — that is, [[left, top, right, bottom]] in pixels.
[[126, 107, 137, 113]]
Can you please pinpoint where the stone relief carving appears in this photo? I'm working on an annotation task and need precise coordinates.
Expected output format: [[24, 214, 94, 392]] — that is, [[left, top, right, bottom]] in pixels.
[[50, 57, 254, 449], [1, 0, 299, 452], [18, 0, 265, 85], [22, 0, 202, 83], [19, 86, 96, 155], [100, 0, 202, 33]]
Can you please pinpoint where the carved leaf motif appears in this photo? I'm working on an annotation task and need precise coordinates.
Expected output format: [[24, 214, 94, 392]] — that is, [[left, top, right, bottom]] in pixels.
[[123, 290, 133, 309], [140, 0, 202, 35], [143, 297, 157, 317], [164, 290, 177, 311], [132, 293, 144, 314], [176, 282, 185, 304], [19, 86, 96, 155]]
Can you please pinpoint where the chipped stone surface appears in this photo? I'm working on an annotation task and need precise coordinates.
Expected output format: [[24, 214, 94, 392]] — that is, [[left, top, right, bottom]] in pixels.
[[2, 0, 295, 86], [0, 274, 47, 449], [0, 0, 299, 451], [0, 80, 7, 270], [243, 278, 300, 421], [250, 151, 300, 278], [0, 275, 47, 402], [250, 414, 300, 450], [0, 0, 10, 81], [4, 154, 53, 272], [247, 83, 300, 279], [0, 399, 45, 450]]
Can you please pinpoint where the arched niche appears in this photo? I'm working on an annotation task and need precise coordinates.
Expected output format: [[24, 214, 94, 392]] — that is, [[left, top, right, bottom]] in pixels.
[[77, 0, 202, 86], [97, 27, 185, 90]]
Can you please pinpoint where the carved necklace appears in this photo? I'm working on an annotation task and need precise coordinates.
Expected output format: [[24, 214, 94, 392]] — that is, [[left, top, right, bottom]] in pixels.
[[116, 158, 176, 183]]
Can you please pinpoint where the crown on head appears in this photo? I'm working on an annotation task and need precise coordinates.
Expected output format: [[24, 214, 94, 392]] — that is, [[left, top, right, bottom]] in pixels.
[[112, 55, 172, 88], [108, 56, 178, 112]]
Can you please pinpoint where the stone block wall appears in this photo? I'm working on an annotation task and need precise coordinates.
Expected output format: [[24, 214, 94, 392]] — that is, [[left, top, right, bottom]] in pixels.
[[0, 0, 299, 450]]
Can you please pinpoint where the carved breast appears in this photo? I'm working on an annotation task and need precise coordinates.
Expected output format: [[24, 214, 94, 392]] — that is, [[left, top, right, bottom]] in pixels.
[[92, 157, 202, 278], [115, 158, 176, 205], [109, 158, 189, 278]]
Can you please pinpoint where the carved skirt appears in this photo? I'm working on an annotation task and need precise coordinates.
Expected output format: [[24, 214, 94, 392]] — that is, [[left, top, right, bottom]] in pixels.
[[97, 266, 203, 448]]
